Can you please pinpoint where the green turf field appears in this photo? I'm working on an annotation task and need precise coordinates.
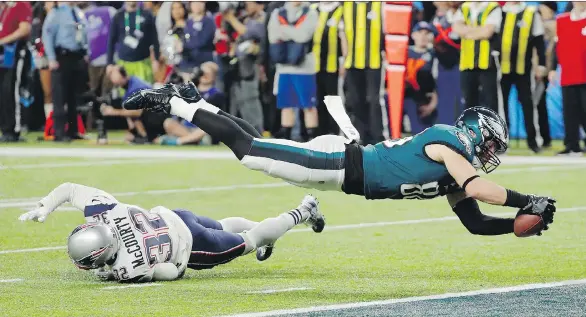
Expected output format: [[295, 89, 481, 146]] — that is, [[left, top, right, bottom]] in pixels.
[[0, 145, 585, 317]]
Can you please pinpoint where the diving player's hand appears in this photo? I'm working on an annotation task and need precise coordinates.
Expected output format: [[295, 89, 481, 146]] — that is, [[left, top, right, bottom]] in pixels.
[[516, 195, 556, 235], [18, 202, 52, 223]]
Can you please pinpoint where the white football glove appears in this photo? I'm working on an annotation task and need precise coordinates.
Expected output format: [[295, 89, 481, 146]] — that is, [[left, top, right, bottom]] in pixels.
[[18, 203, 52, 223]]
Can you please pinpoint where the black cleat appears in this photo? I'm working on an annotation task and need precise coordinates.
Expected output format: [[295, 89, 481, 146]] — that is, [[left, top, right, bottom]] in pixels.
[[256, 243, 275, 262], [122, 83, 180, 113], [177, 82, 202, 103]]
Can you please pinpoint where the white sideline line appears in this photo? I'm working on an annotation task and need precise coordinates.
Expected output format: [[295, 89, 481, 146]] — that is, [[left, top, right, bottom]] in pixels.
[[0, 246, 66, 255], [0, 158, 188, 170], [102, 283, 161, 290], [2, 206, 585, 256], [221, 279, 586, 317], [3, 162, 585, 209], [0, 278, 24, 283], [0, 183, 290, 209], [0, 147, 236, 159], [247, 287, 314, 294], [0, 147, 585, 164]]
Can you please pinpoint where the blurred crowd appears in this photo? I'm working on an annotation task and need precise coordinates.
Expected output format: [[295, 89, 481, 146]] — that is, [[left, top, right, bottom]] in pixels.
[[0, 1, 584, 156]]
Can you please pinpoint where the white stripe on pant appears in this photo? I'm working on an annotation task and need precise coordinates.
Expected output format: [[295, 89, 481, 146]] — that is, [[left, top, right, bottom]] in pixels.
[[240, 135, 348, 191]]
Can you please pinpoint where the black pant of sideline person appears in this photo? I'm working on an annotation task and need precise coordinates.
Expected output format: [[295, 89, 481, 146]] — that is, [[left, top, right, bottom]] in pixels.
[[460, 69, 499, 114], [501, 73, 539, 151], [344, 68, 384, 145], [51, 48, 85, 141]]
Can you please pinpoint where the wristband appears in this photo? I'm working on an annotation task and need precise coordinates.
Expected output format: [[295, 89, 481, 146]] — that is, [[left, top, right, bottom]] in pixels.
[[504, 189, 530, 208]]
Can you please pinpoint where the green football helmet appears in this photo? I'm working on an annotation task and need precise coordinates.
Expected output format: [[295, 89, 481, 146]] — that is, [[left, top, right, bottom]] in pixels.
[[455, 107, 509, 173]]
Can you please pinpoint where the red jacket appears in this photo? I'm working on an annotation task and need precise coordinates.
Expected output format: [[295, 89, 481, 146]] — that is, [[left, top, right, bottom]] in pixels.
[[556, 13, 586, 87]]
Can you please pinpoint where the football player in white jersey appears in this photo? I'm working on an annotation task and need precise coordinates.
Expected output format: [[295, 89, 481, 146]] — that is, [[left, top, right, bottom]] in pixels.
[[19, 182, 325, 283]]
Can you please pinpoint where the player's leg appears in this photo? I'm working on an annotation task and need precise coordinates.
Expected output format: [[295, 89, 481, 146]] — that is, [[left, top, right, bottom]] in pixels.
[[173, 209, 247, 270], [173, 208, 259, 233], [171, 95, 262, 138], [241, 195, 324, 252], [171, 97, 348, 191]]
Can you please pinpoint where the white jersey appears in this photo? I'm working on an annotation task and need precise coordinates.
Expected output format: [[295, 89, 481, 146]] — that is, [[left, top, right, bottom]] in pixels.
[[79, 189, 192, 282]]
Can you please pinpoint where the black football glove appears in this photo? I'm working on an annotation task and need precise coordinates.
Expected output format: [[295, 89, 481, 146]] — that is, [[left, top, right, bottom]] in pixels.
[[516, 195, 557, 236]]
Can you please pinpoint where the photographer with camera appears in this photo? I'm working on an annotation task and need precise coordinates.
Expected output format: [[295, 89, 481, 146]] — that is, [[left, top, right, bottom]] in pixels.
[[100, 65, 206, 146], [220, 1, 265, 134]]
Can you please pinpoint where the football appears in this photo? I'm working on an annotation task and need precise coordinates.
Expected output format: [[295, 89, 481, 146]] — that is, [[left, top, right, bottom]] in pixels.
[[514, 214, 544, 237]]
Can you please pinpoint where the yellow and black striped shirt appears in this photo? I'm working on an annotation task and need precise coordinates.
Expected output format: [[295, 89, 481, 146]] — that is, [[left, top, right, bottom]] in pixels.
[[313, 5, 344, 73], [500, 6, 537, 75], [343, 1, 383, 70], [459, 1, 501, 71]]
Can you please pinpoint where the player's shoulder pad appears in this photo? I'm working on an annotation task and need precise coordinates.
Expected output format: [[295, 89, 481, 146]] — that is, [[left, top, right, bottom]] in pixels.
[[430, 124, 476, 163]]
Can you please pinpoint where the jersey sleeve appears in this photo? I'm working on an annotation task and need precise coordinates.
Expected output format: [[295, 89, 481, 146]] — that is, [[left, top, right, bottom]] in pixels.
[[429, 125, 476, 163]]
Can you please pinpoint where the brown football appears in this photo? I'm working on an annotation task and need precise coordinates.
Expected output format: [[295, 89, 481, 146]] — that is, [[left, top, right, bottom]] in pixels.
[[514, 214, 544, 237]]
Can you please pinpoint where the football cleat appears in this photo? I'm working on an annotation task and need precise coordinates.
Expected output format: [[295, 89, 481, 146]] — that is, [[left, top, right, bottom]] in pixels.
[[177, 82, 202, 103], [122, 83, 180, 113], [256, 243, 275, 262], [300, 194, 325, 233]]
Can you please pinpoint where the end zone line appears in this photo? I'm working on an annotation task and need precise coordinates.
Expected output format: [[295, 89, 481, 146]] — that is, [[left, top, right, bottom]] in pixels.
[[2, 206, 584, 256], [221, 278, 586, 317]]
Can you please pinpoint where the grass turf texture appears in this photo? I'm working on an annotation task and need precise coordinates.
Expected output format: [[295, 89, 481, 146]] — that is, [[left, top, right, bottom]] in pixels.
[[0, 147, 584, 317]]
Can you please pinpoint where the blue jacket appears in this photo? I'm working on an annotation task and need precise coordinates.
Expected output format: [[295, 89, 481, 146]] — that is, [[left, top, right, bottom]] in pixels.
[[178, 16, 215, 71]]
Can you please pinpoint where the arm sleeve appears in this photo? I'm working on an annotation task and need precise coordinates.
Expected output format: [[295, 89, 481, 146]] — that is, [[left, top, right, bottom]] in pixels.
[[42, 11, 57, 61], [452, 197, 515, 235], [267, 10, 282, 44], [107, 12, 120, 65], [281, 9, 318, 43], [551, 39, 558, 67], [38, 183, 118, 214], [485, 7, 502, 33]]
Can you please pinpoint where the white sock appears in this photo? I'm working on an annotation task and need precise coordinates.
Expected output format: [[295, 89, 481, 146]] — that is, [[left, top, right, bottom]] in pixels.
[[169, 96, 198, 120], [169, 97, 221, 120], [219, 217, 259, 233], [245, 208, 309, 248], [44, 103, 53, 119]]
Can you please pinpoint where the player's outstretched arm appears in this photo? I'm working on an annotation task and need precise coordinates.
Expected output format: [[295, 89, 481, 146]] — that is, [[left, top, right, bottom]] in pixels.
[[447, 191, 514, 235], [18, 183, 118, 223]]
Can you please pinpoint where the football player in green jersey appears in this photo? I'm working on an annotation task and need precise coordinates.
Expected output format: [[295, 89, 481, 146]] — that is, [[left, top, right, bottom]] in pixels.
[[123, 83, 556, 237]]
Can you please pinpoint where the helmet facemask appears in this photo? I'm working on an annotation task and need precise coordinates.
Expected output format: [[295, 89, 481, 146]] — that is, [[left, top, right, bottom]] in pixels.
[[476, 118, 508, 174]]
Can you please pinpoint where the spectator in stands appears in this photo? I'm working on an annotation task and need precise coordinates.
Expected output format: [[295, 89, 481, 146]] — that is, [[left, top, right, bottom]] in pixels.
[[100, 65, 206, 145], [197, 61, 226, 113], [43, 2, 88, 142], [500, 1, 547, 153], [406, 22, 438, 125], [432, 1, 461, 69], [452, 2, 502, 114], [260, 2, 285, 135], [312, 1, 346, 137], [550, 1, 586, 156], [268, 2, 318, 141], [85, 4, 116, 103], [174, 1, 215, 80], [0, 1, 32, 142], [224, 1, 265, 135], [107, 1, 160, 84], [341, 1, 385, 145], [31, 2, 55, 119]]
